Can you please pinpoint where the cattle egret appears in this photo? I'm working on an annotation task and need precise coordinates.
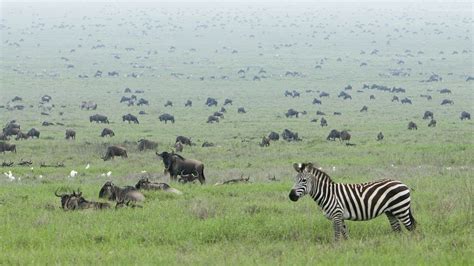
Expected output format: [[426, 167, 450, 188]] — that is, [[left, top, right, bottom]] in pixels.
[[106, 171, 112, 177], [69, 170, 78, 178], [85, 164, 90, 169], [4, 171, 15, 181]]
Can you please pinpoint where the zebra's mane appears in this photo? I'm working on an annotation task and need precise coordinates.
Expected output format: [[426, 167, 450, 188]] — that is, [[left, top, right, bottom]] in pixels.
[[305, 165, 334, 183]]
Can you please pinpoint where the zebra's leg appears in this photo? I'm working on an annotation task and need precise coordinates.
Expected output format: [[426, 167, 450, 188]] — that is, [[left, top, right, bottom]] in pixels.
[[393, 208, 416, 231], [385, 211, 401, 232], [341, 221, 349, 239], [332, 214, 345, 241]]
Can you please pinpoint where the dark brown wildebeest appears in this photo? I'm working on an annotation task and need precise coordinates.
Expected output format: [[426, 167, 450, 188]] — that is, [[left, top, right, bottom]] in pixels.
[[441, 99, 453, 105], [102, 145, 127, 161], [99, 181, 145, 202], [423, 111, 434, 120], [65, 129, 76, 140], [176, 136, 192, 146], [327, 129, 341, 141], [268, 131, 279, 141], [377, 132, 384, 141], [0, 133, 9, 141], [207, 115, 219, 123], [206, 98, 218, 107], [164, 100, 173, 107], [408, 121, 418, 130], [316, 111, 326, 116], [80, 101, 97, 110], [259, 136, 270, 147], [439, 88, 451, 94], [156, 151, 206, 184], [90, 114, 109, 124], [42, 121, 54, 126], [3, 122, 20, 136], [401, 98, 412, 104], [122, 113, 139, 124], [27, 128, 40, 139], [101, 128, 115, 137], [137, 139, 158, 151], [428, 119, 437, 127], [370, 95, 375, 100], [286, 109, 299, 118], [238, 107, 246, 113], [55, 189, 110, 210], [340, 130, 351, 142], [15, 131, 28, 140], [224, 99, 233, 105], [282, 129, 301, 142], [0, 142, 16, 153], [185, 100, 192, 107], [213, 112, 224, 118], [460, 111, 471, 120], [320, 117, 328, 127], [202, 141, 215, 147], [360, 106, 368, 112], [312, 98, 322, 105], [319, 92, 329, 98], [135, 178, 182, 194], [159, 113, 175, 124], [137, 98, 149, 106], [177, 170, 200, 184], [392, 96, 399, 102], [333, 112, 342, 116], [220, 107, 226, 113], [174, 141, 183, 152]]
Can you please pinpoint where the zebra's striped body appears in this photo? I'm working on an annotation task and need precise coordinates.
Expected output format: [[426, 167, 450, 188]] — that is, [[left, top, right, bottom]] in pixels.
[[289, 163, 416, 240]]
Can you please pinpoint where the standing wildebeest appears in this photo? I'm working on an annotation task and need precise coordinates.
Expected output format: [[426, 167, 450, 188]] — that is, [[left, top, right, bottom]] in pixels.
[[156, 151, 206, 184], [428, 119, 437, 127], [259, 136, 270, 147], [224, 99, 233, 105], [0, 133, 9, 141], [122, 113, 139, 124], [90, 114, 109, 124], [16, 131, 28, 140], [135, 178, 182, 195], [392, 96, 399, 102], [159, 113, 175, 124], [99, 181, 145, 202], [176, 136, 193, 146], [65, 129, 76, 140], [320, 117, 328, 127], [101, 128, 115, 137], [3, 122, 20, 136], [423, 111, 434, 120], [0, 142, 16, 153], [319, 92, 329, 98], [285, 109, 299, 118], [460, 111, 471, 120], [401, 98, 412, 104], [137, 139, 158, 151], [268, 131, 279, 141], [327, 129, 341, 141], [312, 98, 322, 105], [360, 106, 368, 112], [164, 100, 173, 107], [174, 141, 183, 152], [27, 128, 40, 139], [237, 107, 246, 113], [370, 95, 375, 100], [137, 98, 149, 106], [441, 99, 453, 105], [103, 145, 127, 161], [282, 129, 301, 142], [408, 121, 418, 130], [185, 100, 192, 107], [207, 115, 219, 123], [220, 107, 227, 113], [377, 132, 384, 141], [205, 97, 218, 107], [340, 130, 351, 142], [213, 112, 224, 119]]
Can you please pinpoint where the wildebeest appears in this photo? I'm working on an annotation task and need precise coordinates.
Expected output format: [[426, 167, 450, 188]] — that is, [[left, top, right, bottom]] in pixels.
[[392, 96, 399, 102], [316, 111, 326, 116], [27, 128, 40, 139], [408, 121, 418, 130], [259, 136, 270, 147], [156, 151, 206, 184], [319, 92, 329, 98], [0, 142, 16, 153], [441, 99, 453, 105], [205, 97, 218, 107], [137, 98, 149, 106], [224, 99, 233, 105], [138, 139, 158, 151], [42, 121, 54, 126], [177, 170, 201, 184], [174, 141, 183, 152], [65, 129, 76, 140], [360, 106, 368, 112], [3, 122, 20, 136], [159, 113, 175, 124], [202, 141, 215, 147], [428, 119, 437, 127], [103, 145, 127, 161], [439, 88, 451, 94], [164, 100, 173, 107], [285, 109, 299, 118], [0, 133, 9, 141], [333, 112, 342, 116], [320, 117, 328, 127], [176, 136, 192, 146], [213, 112, 224, 118], [80, 101, 97, 110], [327, 129, 341, 141], [460, 111, 471, 120], [185, 100, 192, 107], [122, 113, 139, 124], [238, 107, 246, 113], [55, 189, 110, 210], [90, 114, 109, 124], [99, 181, 145, 202], [401, 98, 412, 104], [370, 95, 375, 100], [312, 98, 322, 105], [207, 115, 219, 123], [377, 132, 384, 141], [268, 131, 279, 141], [423, 111, 434, 120], [135, 178, 182, 195], [282, 129, 301, 142], [340, 130, 351, 142], [15, 131, 28, 140], [101, 128, 115, 137]]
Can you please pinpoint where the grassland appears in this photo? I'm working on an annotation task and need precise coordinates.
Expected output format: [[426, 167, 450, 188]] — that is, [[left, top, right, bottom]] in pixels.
[[0, 2, 473, 265]]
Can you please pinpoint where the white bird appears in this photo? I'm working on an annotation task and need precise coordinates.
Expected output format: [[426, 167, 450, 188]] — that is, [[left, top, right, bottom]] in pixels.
[[106, 171, 112, 177], [141, 170, 147, 174], [332, 166, 336, 171], [69, 170, 78, 178], [4, 171, 15, 181], [100, 173, 106, 177], [85, 164, 90, 170], [39, 175, 43, 179]]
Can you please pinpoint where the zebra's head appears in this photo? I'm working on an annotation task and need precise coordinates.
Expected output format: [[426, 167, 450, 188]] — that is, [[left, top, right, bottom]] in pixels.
[[289, 163, 313, 201]]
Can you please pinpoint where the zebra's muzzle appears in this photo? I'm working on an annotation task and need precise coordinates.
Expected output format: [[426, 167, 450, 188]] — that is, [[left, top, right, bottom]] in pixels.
[[289, 189, 300, 202]]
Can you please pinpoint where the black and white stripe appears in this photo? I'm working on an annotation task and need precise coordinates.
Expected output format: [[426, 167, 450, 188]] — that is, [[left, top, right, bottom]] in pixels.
[[289, 163, 416, 240]]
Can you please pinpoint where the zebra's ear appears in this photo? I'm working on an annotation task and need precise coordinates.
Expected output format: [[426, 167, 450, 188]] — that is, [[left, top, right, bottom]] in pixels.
[[293, 163, 305, 172]]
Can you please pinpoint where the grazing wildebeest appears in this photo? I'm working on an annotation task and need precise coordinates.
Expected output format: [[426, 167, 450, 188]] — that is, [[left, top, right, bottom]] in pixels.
[[27, 128, 40, 139], [42, 121, 54, 126], [320, 117, 328, 127], [282, 129, 301, 142], [164, 100, 173, 107], [122, 113, 139, 124], [205, 97, 218, 107], [99, 181, 145, 202], [90, 114, 109, 124], [101, 128, 115, 137], [41, 95, 52, 102], [319, 92, 329, 98], [392, 96, 399, 102], [360, 106, 368, 112], [377, 132, 384, 141], [460, 111, 471, 120], [370, 95, 375, 100], [423, 111, 434, 120], [12, 96, 22, 102], [312, 98, 322, 105], [343, 95, 352, 100], [284, 90, 293, 97], [207, 115, 219, 123], [185, 100, 192, 107], [176, 136, 192, 146], [428, 119, 437, 127], [15, 131, 28, 140], [401, 98, 412, 104], [439, 88, 451, 94], [137, 98, 149, 106], [316, 111, 326, 116], [340, 130, 351, 142], [138, 139, 158, 151], [285, 109, 299, 118], [103, 145, 127, 161], [202, 141, 215, 147], [65, 129, 76, 140], [159, 113, 175, 124], [327, 129, 341, 141], [268, 131, 279, 141], [139, 111, 147, 115], [213, 112, 224, 118], [333, 112, 341, 116], [441, 99, 453, 105], [408, 121, 418, 130], [237, 107, 246, 113], [156, 151, 206, 184], [224, 99, 233, 105], [259, 136, 270, 147], [135, 178, 182, 195], [174, 141, 183, 152], [124, 88, 132, 93], [0, 142, 16, 153]]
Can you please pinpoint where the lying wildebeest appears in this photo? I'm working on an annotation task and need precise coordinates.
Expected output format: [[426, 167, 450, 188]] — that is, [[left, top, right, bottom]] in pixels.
[[27, 128, 40, 139], [99, 181, 145, 202], [238, 107, 246, 113], [340, 130, 351, 142], [460, 111, 471, 120], [207, 115, 219, 123], [65, 129, 76, 140], [0, 142, 16, 153], [159, 113, 175, 124], [15, 132, 28, 140], [428, 119, 437, 127], [282, 129, 301, 142], [268, 131, 279, 141], [312, 98, 322, 105], [441, 99, 453, 105], [401, 98, 412, 104], [285, 109, 299, 118], [327, 129, 341, 141], [176, 136, 193, 146], [137, 139, 158, 151], [319, 92, 329, 98], [174, 141, 183, 152], [101, 128, 115, 137], [185, 100, 192, 107], [103, 145, 127, 161], [3, 124, 21, 136], [137, 98, 149, 106], [316, 111, 326, 116], [205, 97, 218, 107], [90, 114, 109, 124], [164, 100, 173, 107], [135, 178, 182, 195], [42, 121, 54, 126], [360, 106, 368, 112], [156, 151, 206, 184], [439, 88, 451, 94], [333, 112, 341, 116], [423, 111, 434, 120], [320, 117, 328, 127], [202, 141, 215, 147], [224, 99, 233, 105], [259, 136, 270, 147], [377, 132, 384, 141], [55, 189, 110, 210], [122, 113, 139, 124], [408, 121, 418, 130]]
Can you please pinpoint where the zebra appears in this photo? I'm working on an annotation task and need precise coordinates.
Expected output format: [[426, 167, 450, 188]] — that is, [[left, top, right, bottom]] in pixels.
[[289, 163, 416, 241]]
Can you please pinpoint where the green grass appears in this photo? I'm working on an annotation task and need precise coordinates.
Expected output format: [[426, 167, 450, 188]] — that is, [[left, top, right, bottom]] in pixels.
[[0, 2, 473, 265]]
